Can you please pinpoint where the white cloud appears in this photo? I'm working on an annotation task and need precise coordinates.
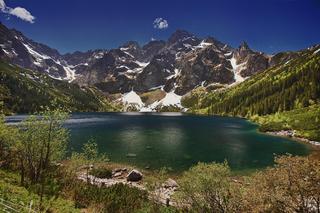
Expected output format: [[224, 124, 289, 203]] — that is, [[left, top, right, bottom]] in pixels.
[[9, 7, 35, 23], [153, 18, 168, 29], [0, 0, 6, 10], [0, 0, 35, 23]]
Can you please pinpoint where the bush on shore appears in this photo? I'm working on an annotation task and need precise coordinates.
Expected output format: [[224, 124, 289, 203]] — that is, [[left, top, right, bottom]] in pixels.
[[177, 155, 320, 213], [89, 167, 112, 179]]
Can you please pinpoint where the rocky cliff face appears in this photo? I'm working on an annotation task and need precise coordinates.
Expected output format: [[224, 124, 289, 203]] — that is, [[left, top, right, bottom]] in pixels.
[[0, 22, 301, 111]]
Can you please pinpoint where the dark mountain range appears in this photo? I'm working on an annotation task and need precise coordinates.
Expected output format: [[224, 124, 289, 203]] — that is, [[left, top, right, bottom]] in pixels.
[[0, 23, 318, 111]]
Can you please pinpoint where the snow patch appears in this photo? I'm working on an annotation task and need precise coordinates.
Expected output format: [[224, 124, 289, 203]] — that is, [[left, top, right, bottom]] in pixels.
[[123, 51, 134, 58], [22, 43, 50, 60], [122, 90, 144, 108], [139, 91, 183, 112], [135, 61, 150, 67], [148, 85, 165, 91], [166, 68, 181, 80], [22, 42, 78, 82], [139, 107, 153, 112], [120, 47, 130, 51], [2, 48, 10, 55], [313, 48, 320, 55], [64, 66, 77, 82], [159, 92, 182, 107], [195, 40, 213, 49], [228, 55, 246, 84]]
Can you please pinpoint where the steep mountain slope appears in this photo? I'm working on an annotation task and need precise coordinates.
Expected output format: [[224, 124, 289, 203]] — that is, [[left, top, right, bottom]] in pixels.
[[0, 60, 119, 114], [183, 45, 320, 115], [0, 23, 106, 82]]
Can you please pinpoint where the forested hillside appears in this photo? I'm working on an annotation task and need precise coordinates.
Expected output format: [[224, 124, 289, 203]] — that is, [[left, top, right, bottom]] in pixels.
[[182, 46, 320, 141], [0, 60, 120, 114], [182, 46, 320, 115]]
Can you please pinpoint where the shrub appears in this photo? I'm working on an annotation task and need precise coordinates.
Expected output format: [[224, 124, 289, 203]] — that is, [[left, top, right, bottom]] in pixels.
[[74, 183, 148, 212], [176, 162, 244, 213], [89, 168, 112, 179], [245, 155, 320, 212]]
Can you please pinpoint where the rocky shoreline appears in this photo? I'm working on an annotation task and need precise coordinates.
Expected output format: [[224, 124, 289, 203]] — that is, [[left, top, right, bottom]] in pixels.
[[77, 167, 179, 207], [266, 130, 320, 146]]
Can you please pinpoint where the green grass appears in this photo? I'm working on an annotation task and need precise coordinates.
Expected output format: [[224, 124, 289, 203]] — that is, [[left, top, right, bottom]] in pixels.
[[0, 169, 79, 213], [251, 105, 320, 141], [89, 168, 112, 179], [0, 168, 178, 213]]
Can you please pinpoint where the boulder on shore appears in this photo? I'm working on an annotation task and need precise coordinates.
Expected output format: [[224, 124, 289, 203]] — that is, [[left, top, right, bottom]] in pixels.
[[164, 178, 178, 188], [126, 169, 143, 182]]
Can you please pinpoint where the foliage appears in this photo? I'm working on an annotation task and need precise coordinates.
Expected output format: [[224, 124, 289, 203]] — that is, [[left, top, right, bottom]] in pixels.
[[177, 156, 320, 213], [176, 162, 244, 213], [244, 155, 320, 212], [0, 60, 120, 114], [89, 167, 112, 179], [252, 104, 320, 141], [181, 87, 209, 109], [145, 167, 169, 191], [156, 105, 182, 112], [140, 89, 166, 105], [136, 204, 178, 213], [0, 169, 79, 213], [80, 138, 108, 183], [73, 183, 148, 212], [12, 109, 70, 206], [0, 116, 20, 168]]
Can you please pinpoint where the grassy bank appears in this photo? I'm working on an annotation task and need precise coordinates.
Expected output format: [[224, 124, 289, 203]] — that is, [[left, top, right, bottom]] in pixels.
[[251, 104, 320, 142], [0, 170, 79, 212]]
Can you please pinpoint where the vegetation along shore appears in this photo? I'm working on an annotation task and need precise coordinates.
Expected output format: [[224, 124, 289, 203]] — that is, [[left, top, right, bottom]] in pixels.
[[0, 109, 319, 212]]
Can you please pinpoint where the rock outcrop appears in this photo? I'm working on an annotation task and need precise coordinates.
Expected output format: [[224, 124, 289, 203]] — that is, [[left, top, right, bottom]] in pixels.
[[126, 169, 143, 182]]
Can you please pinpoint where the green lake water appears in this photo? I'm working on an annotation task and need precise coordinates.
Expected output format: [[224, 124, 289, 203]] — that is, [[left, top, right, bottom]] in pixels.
[[7, 112, 310, 172]]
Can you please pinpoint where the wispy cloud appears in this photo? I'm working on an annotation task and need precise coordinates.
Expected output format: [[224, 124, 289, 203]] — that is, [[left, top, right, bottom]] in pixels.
[[0, 0, 35, 23], [0, 0, 5, 10], [153, 18, 168, 29]]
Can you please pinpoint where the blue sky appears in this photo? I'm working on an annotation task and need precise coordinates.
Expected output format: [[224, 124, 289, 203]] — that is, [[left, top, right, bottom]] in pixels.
[[1, 0, 320, 54]]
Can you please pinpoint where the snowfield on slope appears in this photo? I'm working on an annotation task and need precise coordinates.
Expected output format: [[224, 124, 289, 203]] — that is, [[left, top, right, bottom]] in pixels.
[[122, 90, 144, 108], [21, 42, 77, 82], [228, 54, 247, 85], [139, 91, 183, 112], [160, 92, 182, 107]]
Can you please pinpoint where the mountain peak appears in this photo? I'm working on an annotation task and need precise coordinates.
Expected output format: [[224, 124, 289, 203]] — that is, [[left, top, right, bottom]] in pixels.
[[121, 41, 140, 49], [168, 29, 195, 44], [239, 41, 250, 50]]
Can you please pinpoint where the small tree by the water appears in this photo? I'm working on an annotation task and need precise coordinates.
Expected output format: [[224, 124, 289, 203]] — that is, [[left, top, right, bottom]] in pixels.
[[14, 109, 69, 206], [81, 138, 108, 183], [176, 161, 244, 213]]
